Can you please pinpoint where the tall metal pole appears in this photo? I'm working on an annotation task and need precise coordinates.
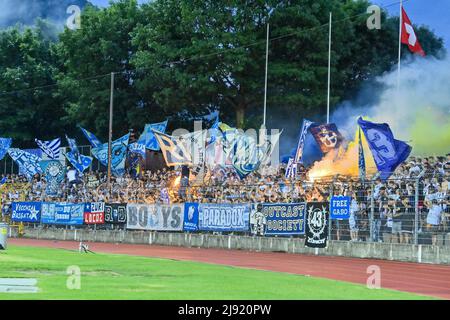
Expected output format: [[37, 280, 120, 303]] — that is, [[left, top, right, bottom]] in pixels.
[[262, 23, 270, 128], [326, 12, 332, 124], [397, 0, 403, 91], [107, 72, 114, 195]]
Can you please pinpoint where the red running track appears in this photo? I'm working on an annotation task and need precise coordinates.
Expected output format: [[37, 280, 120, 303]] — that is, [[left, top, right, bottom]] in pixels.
[[9, 238, 450, 299]]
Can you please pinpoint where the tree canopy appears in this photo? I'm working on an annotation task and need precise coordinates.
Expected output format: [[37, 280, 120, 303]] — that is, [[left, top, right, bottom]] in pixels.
[[0, 0, 445, 147]]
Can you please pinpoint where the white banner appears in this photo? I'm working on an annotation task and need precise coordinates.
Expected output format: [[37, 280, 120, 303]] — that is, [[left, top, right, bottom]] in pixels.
[[126, 203, 184, 231]]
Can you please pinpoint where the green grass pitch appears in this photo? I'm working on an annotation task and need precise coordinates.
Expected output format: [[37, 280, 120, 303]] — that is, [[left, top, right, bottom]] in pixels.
[[0, 246, 435, 300]]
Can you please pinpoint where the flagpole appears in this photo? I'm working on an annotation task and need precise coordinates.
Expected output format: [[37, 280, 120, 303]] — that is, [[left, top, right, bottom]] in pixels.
[[107, 72, 114, 196], [262, 23, 270, 129], [326, 12, 332, 124], [397, 0, 403, 91]]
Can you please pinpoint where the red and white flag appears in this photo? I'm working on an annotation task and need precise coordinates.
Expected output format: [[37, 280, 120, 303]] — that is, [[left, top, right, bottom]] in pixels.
[[401, 7, 425, 57]]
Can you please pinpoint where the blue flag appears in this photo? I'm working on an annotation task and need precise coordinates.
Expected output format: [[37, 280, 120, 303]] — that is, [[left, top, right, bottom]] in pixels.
[[35, 138, 61, 159], [128, 142, 146, 158], [0, 138, 12, 161], [138, 120, 168, 150], [79, 127, 103, 148], [357, 117, 412, 180], [358, 128, 366, 181], [92, 134, 130, 176], [207, 115, 220, 145], [309, 123, 344, 154], [40, 160, 66, 196], [65, 135, 92, 174], [66, 152, 92, 174], [65, 135, 80, 157], [294, 119, 314, 164], [8, 148, 42, 179]]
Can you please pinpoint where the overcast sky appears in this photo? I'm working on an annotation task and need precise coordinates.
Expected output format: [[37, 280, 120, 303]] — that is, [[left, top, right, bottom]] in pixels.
[[90, 0, 449, 49]]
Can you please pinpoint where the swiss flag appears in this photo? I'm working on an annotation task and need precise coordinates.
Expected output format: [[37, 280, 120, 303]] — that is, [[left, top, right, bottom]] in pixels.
[[401, 7, 425, 57]]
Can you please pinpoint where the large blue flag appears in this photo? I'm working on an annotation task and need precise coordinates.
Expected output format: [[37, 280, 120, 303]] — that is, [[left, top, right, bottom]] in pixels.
[[138, 120, 168, 151], [91, 134, 130, 176], [79, 127, 103, 148], [357, 117, 412, 180], [294, 119, 314, 164], [8, 148, 42, 179], [0, 138, 12, 161]]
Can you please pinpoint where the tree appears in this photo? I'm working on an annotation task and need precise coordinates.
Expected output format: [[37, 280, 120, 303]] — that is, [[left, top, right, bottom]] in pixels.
[[55, 0, 150, 141], [0, 26, 64, 147]]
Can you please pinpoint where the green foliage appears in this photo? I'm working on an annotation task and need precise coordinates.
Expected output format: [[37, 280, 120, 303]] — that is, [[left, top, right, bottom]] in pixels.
[[0, 26, 64, 147]]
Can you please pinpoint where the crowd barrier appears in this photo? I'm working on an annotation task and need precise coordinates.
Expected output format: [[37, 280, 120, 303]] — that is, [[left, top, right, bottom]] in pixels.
[[5, 195, 450, 248], [7, 201, 311, 237]]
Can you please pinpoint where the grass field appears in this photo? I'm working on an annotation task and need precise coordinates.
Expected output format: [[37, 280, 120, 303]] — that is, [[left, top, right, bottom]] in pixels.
[[0, 246, 434, 300]]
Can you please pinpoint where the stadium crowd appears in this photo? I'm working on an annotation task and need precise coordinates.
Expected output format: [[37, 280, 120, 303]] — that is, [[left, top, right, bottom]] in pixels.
[[1, 154, 449, 244]]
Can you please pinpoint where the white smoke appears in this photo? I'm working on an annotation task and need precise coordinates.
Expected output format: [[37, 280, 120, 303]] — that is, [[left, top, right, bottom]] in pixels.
[[332, 55, 450, 156]]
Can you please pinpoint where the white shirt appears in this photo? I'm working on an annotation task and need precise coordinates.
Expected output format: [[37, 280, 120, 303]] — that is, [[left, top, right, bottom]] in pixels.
[[67, 170, 77, 182], [427, 205, 442, 226]]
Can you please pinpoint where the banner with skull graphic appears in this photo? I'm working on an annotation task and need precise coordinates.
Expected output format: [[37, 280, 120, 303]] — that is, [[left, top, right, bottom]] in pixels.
[[309, 123, 343, 154], [305, 202, 329, 248]]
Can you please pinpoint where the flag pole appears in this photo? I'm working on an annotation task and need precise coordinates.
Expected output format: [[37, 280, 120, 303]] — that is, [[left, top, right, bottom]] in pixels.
[[107, 72, 114, 196], [326, 12, 332, 124], [397, 0, 403, 91], [262, 23, 270, 129]]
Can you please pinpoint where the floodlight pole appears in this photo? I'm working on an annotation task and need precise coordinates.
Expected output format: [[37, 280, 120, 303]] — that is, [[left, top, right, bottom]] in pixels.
[[262, 23, 270, 129], [326, 12, 332, 124], [107, 72, 114, 196], [397, 0, 403, 92]]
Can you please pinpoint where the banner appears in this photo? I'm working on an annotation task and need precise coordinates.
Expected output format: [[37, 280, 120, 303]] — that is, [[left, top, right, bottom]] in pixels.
[[183, 203, 199, 232], [40, 202, 84, 225], [8, 148, 42, 179], [309, 123, 343, 154], [126, 203, 184, 231], [11, 202, 41, 223], [138, 120, 168, 151], [285, 158, 296, 179], [261, 203, 306, 236], [358, 128, 366, 181], [0, 138, 12, 161], [198, 203, 250, 232], [305, 202, 329, 248], [128, 142, 146, 158], [80, 127, 103, 148], [330, 196, 351, 220], [84, 202, 105, 224], [40, 160, 65, 196], [153, 130, 201, 167], [357, 117, 412, 180], [92, 134, 130, 176], [294, 119, 314, 164], [104, 203, 127, 224], [35, 138, 61, 160]]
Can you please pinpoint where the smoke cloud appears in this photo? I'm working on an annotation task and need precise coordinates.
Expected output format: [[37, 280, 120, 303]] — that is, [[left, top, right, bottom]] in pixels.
[[332, 55, 450, 156]]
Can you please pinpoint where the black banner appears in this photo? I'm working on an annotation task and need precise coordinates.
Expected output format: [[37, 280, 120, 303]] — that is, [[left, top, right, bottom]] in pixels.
[[305, 202, 329, 248], [104, 203, 127, 224]]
